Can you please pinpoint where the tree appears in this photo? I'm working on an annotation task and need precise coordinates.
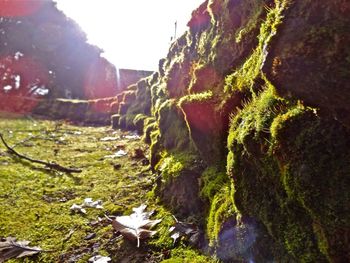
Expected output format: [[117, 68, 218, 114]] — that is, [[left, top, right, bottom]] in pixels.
[[0, 0, 118, 106]]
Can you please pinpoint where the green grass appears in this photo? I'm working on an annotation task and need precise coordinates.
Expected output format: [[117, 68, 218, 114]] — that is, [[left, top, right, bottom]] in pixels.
[[0, 116, 214, 262]]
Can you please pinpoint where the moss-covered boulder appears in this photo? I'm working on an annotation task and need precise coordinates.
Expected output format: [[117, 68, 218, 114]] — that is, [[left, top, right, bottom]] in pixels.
[[227, 85, 350, 261], [263, 0, 350, 126]]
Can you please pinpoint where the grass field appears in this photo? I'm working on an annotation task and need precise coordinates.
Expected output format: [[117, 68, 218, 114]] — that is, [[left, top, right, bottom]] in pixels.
[[0, 116, 216, 263]]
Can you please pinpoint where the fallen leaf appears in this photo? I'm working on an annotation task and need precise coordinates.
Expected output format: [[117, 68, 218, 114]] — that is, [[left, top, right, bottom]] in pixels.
[[70, 198, 103, 214], [123, 134, 140, 140], [88, 255, 111, 263], [83, 198, 103, 209], [168, 218, 199, 244], [0, 237, 42, 262], [70, 203, 86, 214], [111, 204, 161, 247], [104, 150, 127, 159]]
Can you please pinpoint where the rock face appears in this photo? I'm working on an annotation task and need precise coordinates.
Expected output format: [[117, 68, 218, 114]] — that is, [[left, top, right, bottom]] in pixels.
[[263, 0, 350, 126], [113, 0, 350, 262]]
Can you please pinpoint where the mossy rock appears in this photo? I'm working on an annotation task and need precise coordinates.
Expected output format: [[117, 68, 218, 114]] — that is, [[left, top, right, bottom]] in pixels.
[[142, 117, 157, 144], [123, 90, 136, 103], [179, 92, 224, 165], [110, 101, 119, 114], [271, 109, 350, 262], [156, 99, 193, 151], [118, 102, 130, 115], [156, 166, 204, 218], [226, 83, 350, 261], [263, 0, 350, 126], [132, 113, 148, 133], [111, 114, 121, 129], [118, 115, 127, 129]]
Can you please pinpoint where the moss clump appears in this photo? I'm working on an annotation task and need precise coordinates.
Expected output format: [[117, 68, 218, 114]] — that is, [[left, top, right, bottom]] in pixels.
[[154, 152, 204, 217], [147, 206, 177, 250], [156, 151, 199, 183], [161, 247, 218, 263], [227, 84, 286, 147], [200, 166, 228, 202], [206, 183, 236, 246], [227, 89, 321, 261], [178, 91, 213, 106]]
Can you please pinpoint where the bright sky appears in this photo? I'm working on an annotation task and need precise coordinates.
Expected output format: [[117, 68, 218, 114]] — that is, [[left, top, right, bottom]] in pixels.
[[54, 0, 204, 71]]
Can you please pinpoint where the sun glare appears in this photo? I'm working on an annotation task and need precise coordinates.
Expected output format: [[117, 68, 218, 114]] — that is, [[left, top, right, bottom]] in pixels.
[[55, 0, 205, 71]]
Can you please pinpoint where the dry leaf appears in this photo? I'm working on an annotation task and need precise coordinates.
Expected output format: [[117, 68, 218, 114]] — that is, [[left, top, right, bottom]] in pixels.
[[104, 150, 127, 158], [70, 198, 103, 214], [123, 134, 140, 140], [88, 255, 111, 263], [83, 198, 103, 209], [70, 203, 86, 214], [111, 204, 161, 247], [169, 219, 199, 244], [0, 237, 42, 262]]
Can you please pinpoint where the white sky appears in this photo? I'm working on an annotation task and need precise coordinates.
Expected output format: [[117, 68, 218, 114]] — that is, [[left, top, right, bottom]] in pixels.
[[54, 0, 204, 71]]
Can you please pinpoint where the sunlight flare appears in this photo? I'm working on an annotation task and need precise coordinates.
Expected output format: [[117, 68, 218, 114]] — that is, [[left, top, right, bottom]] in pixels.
[[55, 0, 205, 70]]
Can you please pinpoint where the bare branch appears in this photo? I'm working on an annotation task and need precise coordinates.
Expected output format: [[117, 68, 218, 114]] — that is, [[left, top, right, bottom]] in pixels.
[[0, 133, 82, 174]]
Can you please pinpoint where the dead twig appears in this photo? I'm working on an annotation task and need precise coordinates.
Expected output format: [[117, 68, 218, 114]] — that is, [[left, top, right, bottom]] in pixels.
[[0, 133, 82, 174]]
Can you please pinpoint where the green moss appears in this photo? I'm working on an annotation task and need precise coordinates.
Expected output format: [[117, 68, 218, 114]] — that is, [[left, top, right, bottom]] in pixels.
[[178, 91, 213, 107], [227, 84, 285, 147], [235, 2, 264, 43], [200, 166, 228, 201], [0, 118, 162, 262], [132, 113, 148, 133], [207, 183, 236, 246], [147, 206, 175, 250], [161, 247, 218, 263], [156, 151, 198, 182], [142, 117, 157, 144], [225, 76, 350, 260], [270, 108, 350, 260], [270, 103, 309, 141], [225, 0, 288, 94], [156, 99, 193, 151]]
